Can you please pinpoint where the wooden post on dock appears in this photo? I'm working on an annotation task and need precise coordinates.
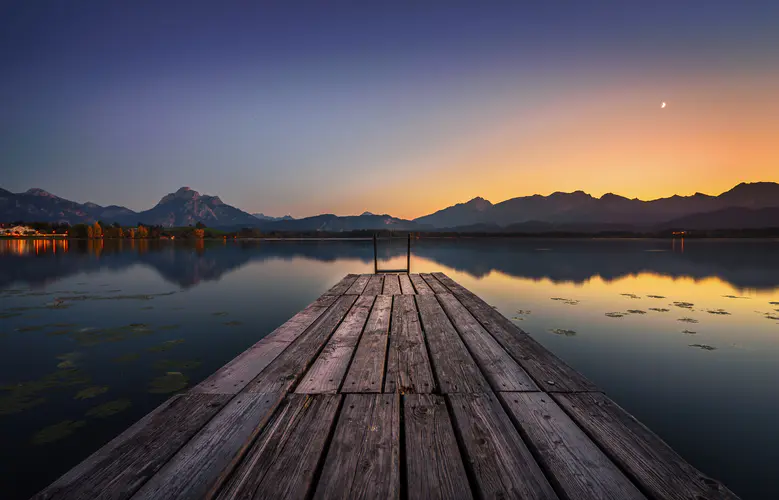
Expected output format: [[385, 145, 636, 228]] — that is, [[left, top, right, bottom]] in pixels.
[[373, 233, 378, 274]]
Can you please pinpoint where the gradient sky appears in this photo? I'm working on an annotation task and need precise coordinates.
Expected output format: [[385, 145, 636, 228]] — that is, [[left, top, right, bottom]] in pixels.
[[2, 1, 778, 219]]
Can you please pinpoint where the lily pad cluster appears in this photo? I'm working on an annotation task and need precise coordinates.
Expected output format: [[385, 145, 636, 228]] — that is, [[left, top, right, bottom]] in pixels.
[[551, 298, 580, 305], [689, 344, 717, 351]]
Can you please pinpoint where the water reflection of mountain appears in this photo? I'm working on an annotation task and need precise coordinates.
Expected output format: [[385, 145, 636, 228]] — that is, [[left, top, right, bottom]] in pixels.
[[413, 239, 779, 291], [0, 240, 377, 289], [1, 238, 778, 292]]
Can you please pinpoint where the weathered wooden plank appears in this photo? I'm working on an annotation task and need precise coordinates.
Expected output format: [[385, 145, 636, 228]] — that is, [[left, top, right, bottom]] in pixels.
[[404, 395, 473, 500], [432, 272, 526, 342], [346, 274, 371, 295], [437, 293, 538, 392], [217, 394, 341, 500], [362, 274, 385, 295], [313, 394, 400, 500], [34, 394, 230, 500], [383, 274, 401, 295], [416, 295, 490, 393], [245, 295, 358, 394], [132, 392, 284, 500], [432, 273, 596, 392], [325, 274, 359, 295], [499, 392, 645, 500], [399, 274, 415, 295], [193, 294, 339, 394], [342, 295, 392, 392], [448, 393, 558, 500], [296, 296, 374, 394], [384, 295, 435, 394], [421, 273, 448, 294], [552, 393, 739, 500], [409, 274, 434, 295]]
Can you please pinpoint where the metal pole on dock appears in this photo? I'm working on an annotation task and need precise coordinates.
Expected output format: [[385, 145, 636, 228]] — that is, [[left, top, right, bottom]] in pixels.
[[373, 233, 378, 274], [407, 233, 411, 273]]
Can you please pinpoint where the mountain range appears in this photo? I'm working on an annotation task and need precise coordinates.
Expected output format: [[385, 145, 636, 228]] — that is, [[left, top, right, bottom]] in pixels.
[[1, 182, 778, 232]]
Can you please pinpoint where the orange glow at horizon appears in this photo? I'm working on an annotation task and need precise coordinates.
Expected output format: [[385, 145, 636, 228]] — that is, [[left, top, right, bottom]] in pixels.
[[307, 71, 779, 220]]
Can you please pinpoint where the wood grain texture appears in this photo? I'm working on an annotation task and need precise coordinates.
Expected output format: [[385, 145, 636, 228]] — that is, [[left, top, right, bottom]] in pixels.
[[133, 392, 284, 500], [499, 392, 645, 500], [34, 394, 230, 500], [399, 274, 415, 295], [216, 394, 341, 500], [313, 394, 400, 500], [420, 273, 448, 294], [383, 274, 401, 295], [346, 274, 371, 295], [296, 296, 374, 394], [437, 293, 538, 392], [416, 295, 490, 393], [342, 295, 392, 392], [362, 274, 385, 295], [432, 273, 596, 393], [404, 395, 473, 500], [552, 393, 739, 500], [384, 295, 436, 394], [448, 393, 558, 500], [409, 274, 434, 295], [245, 295, 357, 394], [193, 294, 338, 394], [325, 274, 359, 295]]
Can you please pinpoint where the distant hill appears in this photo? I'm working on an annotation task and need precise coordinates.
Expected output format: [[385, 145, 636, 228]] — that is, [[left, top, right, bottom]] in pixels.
[[254, 213, 425, 232], [0, 188, 140, 225], [658, 206, 779, 230], [134, 187, 258, 227], [252, 213, 294, 222], [1, 181, 778, 231], [414, 182, 779, 228]]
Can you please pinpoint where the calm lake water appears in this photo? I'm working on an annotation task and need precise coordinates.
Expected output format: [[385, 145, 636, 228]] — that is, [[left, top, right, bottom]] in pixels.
[[2, 238, 778, 499]]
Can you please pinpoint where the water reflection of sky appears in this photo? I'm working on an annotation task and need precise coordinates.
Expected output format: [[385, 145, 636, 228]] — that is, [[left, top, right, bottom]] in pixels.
[[1, 238, 778, 499]]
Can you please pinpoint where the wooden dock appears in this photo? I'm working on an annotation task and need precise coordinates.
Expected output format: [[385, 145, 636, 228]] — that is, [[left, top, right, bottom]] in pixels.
[[36, 273, 738, 500]]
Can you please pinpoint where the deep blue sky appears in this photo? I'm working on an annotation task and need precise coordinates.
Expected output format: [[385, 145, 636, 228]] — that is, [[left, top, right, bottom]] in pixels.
[[2, 1, 778, 217]]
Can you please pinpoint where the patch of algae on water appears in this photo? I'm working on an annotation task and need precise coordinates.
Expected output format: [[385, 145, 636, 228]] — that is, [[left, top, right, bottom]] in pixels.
[[627, 310, 646, 315], [620, 293, 641, 299], [649, 308, 670, 312], [212, 311, 229, 317], [550, 298, 579, 305], [548, 328, 577, 337], [0, 368, 92, 415], [678, 317, 699, 324], [689, 344, 717, 351], [86, 399, 132, 418], [74, 386, 108, 400], [673, 302, 694, 309], [707, 309, 731, 315], [647, 295, 666, 299], [32, 420, 86, 445], [149, 372, 188, 394], [73, 323, 155, 347], [682, 330, 697, 335], [605, 312, 625, 318], [224, 321, 243, 326], [147, 339, 185, 352], [56, 352, 82, 369]]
